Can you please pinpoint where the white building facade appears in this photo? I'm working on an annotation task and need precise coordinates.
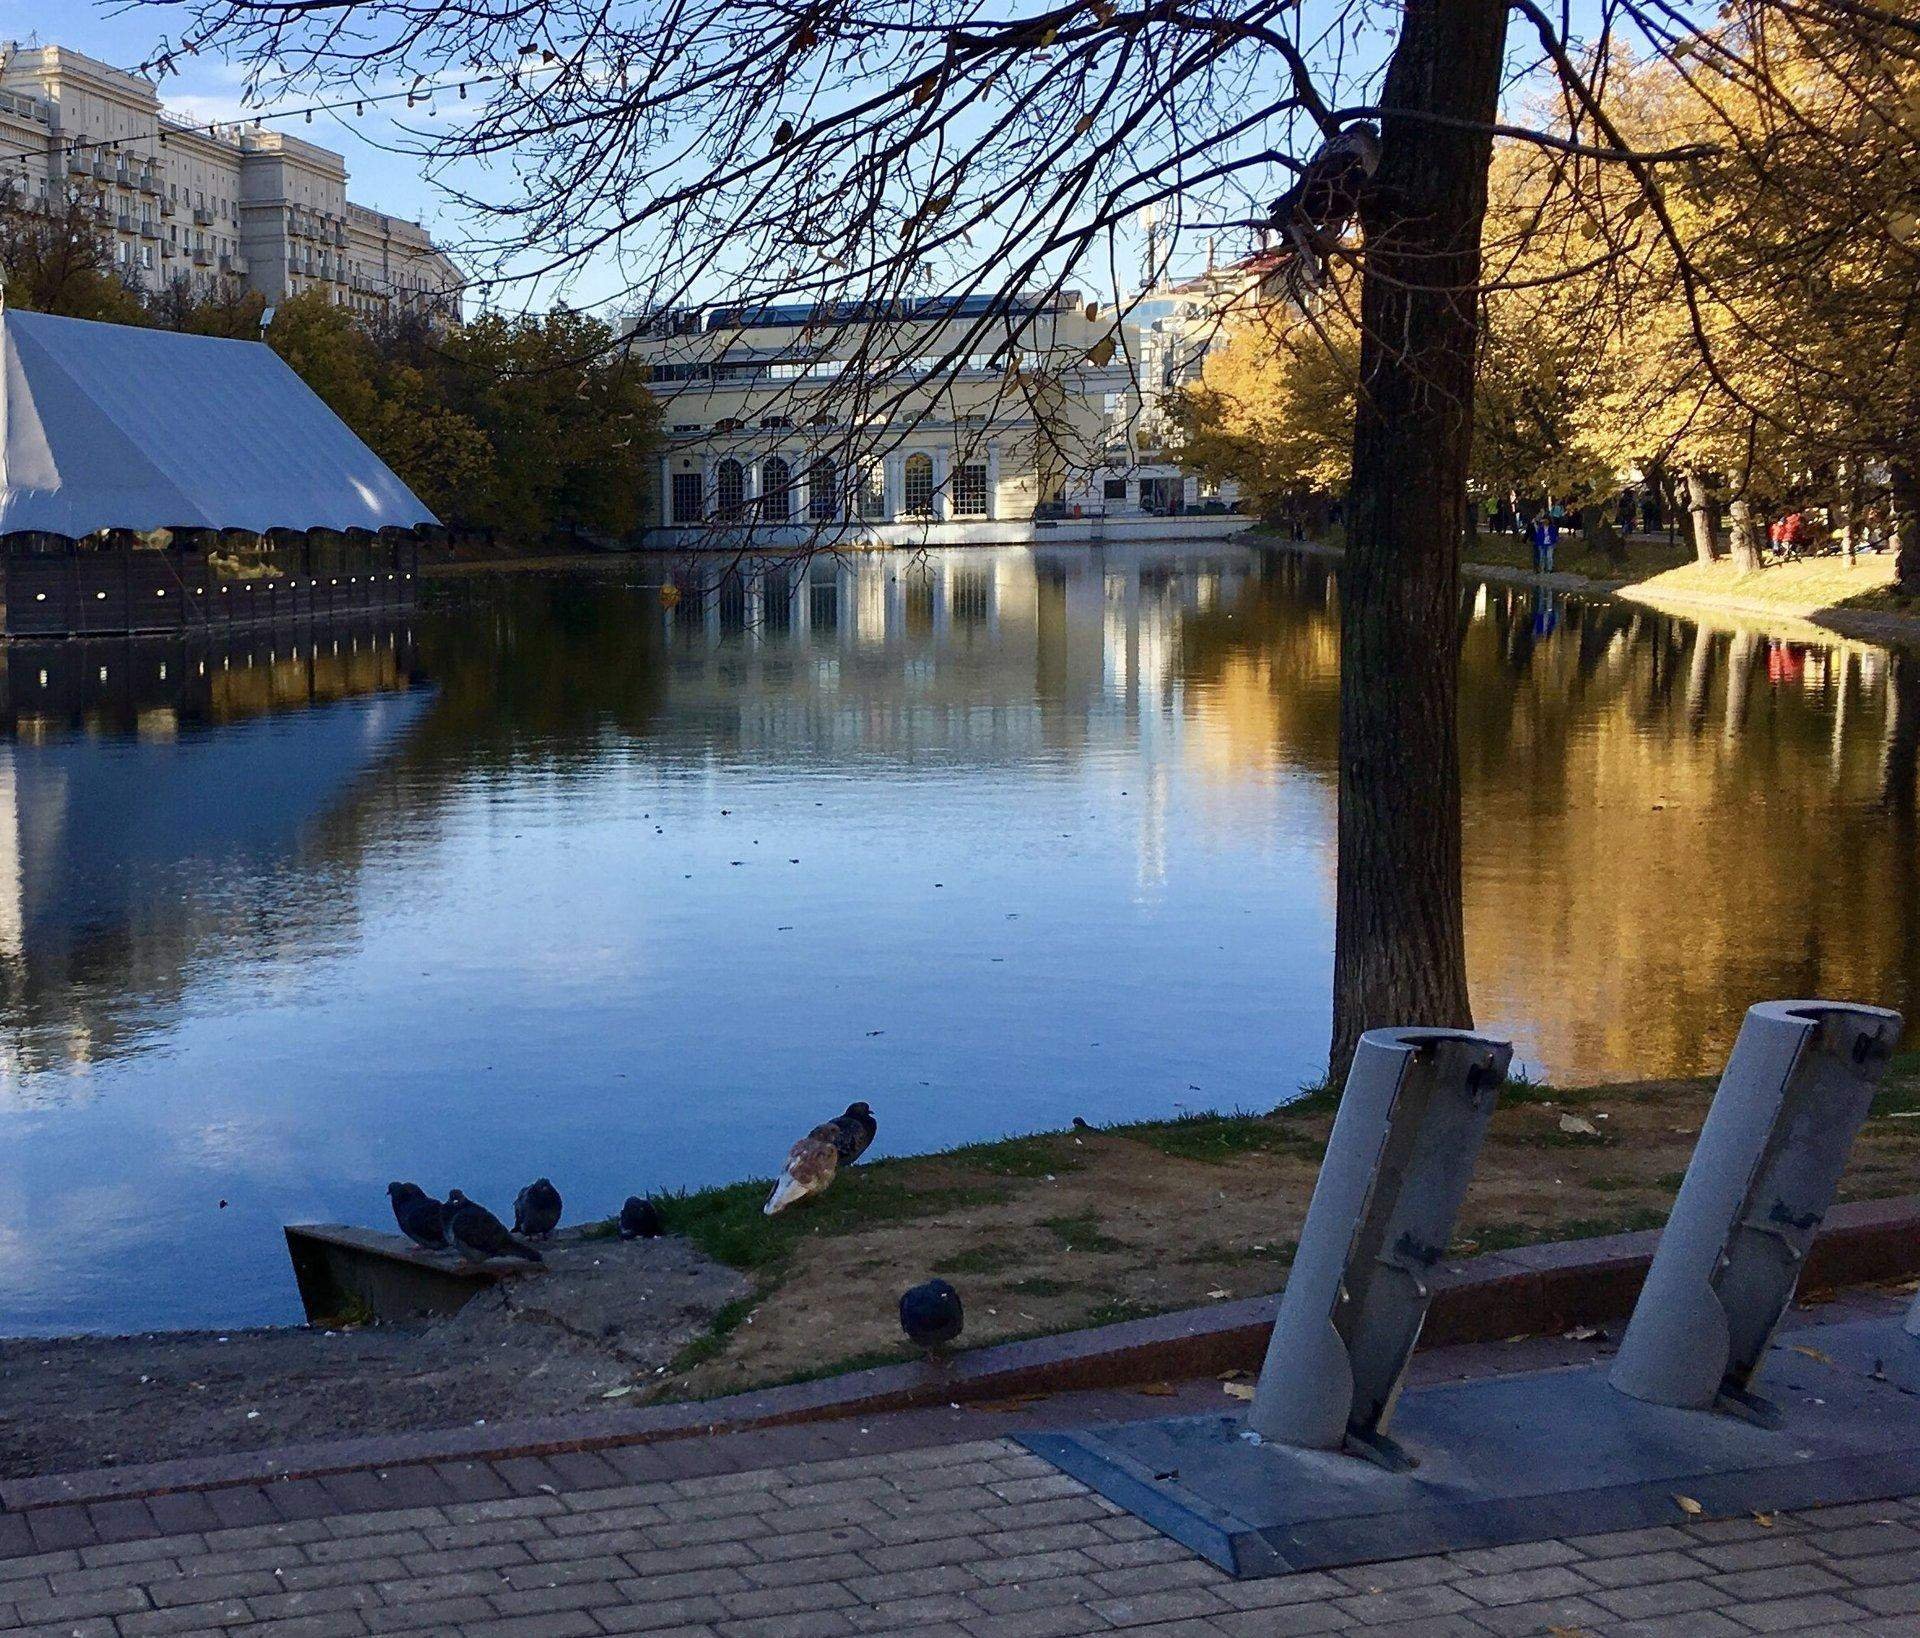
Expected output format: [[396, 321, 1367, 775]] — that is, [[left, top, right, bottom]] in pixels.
[[0, 45, 460, 320], [627, 292, 1248, 549]]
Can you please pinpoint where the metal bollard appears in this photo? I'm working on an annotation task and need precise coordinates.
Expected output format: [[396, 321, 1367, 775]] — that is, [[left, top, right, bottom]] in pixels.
[[1247, 1028, 1511, 1470], [1611, 999, 1902, 1420]]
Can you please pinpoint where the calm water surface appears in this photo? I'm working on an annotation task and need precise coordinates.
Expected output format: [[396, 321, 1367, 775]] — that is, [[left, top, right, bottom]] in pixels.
[[0, 543, 1913, 1333]]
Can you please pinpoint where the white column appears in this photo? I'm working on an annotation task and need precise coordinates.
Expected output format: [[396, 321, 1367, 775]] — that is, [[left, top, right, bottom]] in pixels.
[[931, 449, 951, 522], [883, 453, 903, 521], [658, 455, 673, 526], [985, 444, 1001, 521]]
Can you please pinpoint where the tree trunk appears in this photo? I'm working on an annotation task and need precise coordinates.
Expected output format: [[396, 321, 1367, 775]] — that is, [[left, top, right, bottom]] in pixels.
[[1727, 495, 1764, 573], [1330, 0, 1506, 1082], [1891, 460, 1920, 594], [1682, 469, 1722, 564]]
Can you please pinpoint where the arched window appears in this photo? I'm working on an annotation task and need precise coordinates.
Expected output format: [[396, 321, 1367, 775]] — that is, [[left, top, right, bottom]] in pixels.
[[715, 459, 745, 519], [762, 456, 792, 522], [808, 459, 838, 523], [903, 453, 935, 518]]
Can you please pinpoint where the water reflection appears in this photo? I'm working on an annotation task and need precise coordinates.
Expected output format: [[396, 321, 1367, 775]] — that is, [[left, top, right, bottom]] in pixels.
[[0, 548, 1913, 1332]]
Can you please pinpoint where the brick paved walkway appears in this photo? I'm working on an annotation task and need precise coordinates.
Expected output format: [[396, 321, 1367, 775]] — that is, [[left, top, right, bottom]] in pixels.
[[5, 1314, 1920, 1636], [6, 1435, 1920, 1636]]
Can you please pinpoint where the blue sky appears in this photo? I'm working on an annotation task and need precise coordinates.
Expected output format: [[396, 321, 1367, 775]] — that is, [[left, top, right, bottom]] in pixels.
[[17, 0, 1659, 318]]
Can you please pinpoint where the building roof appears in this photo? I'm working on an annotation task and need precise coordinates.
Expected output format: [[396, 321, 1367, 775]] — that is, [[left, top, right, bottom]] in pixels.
[[0, 307, 438, 539]]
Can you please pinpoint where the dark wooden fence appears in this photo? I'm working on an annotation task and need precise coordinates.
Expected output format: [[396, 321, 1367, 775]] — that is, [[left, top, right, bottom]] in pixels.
[[0, 536, 420, 638]]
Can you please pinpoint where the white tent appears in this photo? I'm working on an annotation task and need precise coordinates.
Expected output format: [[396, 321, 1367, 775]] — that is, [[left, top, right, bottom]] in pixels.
[[0, 306, 439, 539]]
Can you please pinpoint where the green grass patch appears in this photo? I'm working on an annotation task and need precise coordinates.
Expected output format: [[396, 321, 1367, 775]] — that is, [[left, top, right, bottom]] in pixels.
[[940, 1132, 1081, 1178], [1041, 1212, 1125, 1255], [934, 1241, 1029, 1276], [656, 1168, 1005, 1272], [1126, 1111, 1323, 1166], [1085, 1297, 1152, 1327], [1009, 1275, 1074, 1297], [664, 1292, 759, 1373], [1581, 1175, 1639, 1193]]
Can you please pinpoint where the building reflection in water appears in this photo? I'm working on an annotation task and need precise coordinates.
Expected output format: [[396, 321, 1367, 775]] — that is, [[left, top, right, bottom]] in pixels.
[[0, 550, 1916, 1332]]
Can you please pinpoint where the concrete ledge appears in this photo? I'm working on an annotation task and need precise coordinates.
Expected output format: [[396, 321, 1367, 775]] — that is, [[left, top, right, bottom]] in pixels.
[[6, 1195, 1915, 1513]]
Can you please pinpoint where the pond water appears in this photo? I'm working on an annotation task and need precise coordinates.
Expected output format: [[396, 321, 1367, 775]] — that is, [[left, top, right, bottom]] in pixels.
[[0, 542, 1913, 1334]]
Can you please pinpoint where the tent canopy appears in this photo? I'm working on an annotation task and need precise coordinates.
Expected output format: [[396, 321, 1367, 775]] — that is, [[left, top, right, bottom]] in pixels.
[[0, 306, 439, 540]]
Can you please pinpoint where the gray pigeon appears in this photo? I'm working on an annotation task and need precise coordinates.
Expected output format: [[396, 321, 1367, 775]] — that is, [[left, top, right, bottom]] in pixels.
[[445, 1190, 542, 1263], [813, 1101, 877, 1164], [619, 1196, 664, 1239], [388, 1182, 449, 1251], [900, 1278, 964, 1348], [513, 1178, 563, 1239]]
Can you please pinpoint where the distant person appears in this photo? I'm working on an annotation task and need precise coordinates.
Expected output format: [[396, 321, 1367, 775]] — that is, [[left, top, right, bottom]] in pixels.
[[1530, 513, 1556, 575], [1616, 491, 1636, 533], [1780, 510, 1811, 557], [1643, 490, 1664, 535]]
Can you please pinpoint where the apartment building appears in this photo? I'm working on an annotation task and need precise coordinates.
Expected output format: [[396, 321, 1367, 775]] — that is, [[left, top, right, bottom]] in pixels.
[[0, 45, 460, 321], [627, 291, 1248, 547]]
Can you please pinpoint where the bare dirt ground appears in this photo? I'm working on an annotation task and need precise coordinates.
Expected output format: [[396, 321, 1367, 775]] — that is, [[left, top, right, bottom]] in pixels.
[[0, 1233, 747, 1479], [663, 1065, 1920, 1400]]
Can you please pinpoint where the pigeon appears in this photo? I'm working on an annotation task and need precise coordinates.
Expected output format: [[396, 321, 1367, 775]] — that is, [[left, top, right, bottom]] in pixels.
[[388, 1181, 449, 1251], [513, 1178, 563, 1239], [900, 1278, 964, 1348], [445, 1190, 543, 1263], [764, 1135, 839, 1215], [812, 1101, 877, 1164], [619, 1196, 664, 1239]]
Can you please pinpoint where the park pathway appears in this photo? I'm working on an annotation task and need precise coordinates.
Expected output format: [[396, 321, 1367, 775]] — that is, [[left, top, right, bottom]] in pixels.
[[3, 1319, 1919, 1637]]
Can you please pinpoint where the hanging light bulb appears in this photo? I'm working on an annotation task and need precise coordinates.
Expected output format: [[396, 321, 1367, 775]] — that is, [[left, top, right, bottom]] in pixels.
[[304, 108, 313, 123], [355, 100, 364, 116], [459, 82, 468, 100]]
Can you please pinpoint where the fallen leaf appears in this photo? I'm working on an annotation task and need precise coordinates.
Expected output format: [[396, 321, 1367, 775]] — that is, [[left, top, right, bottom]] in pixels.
[[1207, 1288, 1230, 1300], [1673, 1493, 1704, 1516], [965, 1394, 1048, 1413], [1564, 1325, 1600, 1341], [1223, 1382, 1256, 1401], [602, 1386, 634, 1399], [1558, 1113, 1601, 1137], [1791, 1345, 1837, 1365], [1134, 1382, 1179, 1397], [1752, 1510, 1775, 1528]]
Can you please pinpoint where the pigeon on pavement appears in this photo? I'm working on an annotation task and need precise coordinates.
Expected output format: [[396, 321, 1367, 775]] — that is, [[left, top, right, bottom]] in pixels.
[[388, 1182, 449, 1251], [445, 1190, 543, 1263], [619, 1196, 664, 1239], [513, 1178, 563, 1239]]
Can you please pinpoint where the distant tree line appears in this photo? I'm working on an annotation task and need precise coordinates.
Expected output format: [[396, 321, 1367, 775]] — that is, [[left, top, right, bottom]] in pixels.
[[0, 185, 661, 544], [1175, 11, 1920, 591]]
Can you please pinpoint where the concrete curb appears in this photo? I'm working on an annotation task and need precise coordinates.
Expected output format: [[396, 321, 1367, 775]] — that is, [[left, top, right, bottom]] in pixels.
[[6, 1194, 1916, 1513]]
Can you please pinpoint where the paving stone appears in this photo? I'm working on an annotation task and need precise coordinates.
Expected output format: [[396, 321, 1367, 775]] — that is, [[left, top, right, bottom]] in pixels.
[[1573, 1549, 1706, 1589], [1597, 1614, 1749, 1638], [1332, 1581, 1477, 1625], [1588, 1576, 1723, 1620], [956, 1607, 1112, 1638], [1700, 1562, 1849, 1602], [965, 1574, 1105, 1616], [1688, 1535, 1826, 1574], [1720, 1591, 1878, 1631], [1085, 1585, 1231, 1625], [1450, 1563, 1596, 1606], [1212, 1604, 1348, 1637], [1462, 1592, 1615, 1636]]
